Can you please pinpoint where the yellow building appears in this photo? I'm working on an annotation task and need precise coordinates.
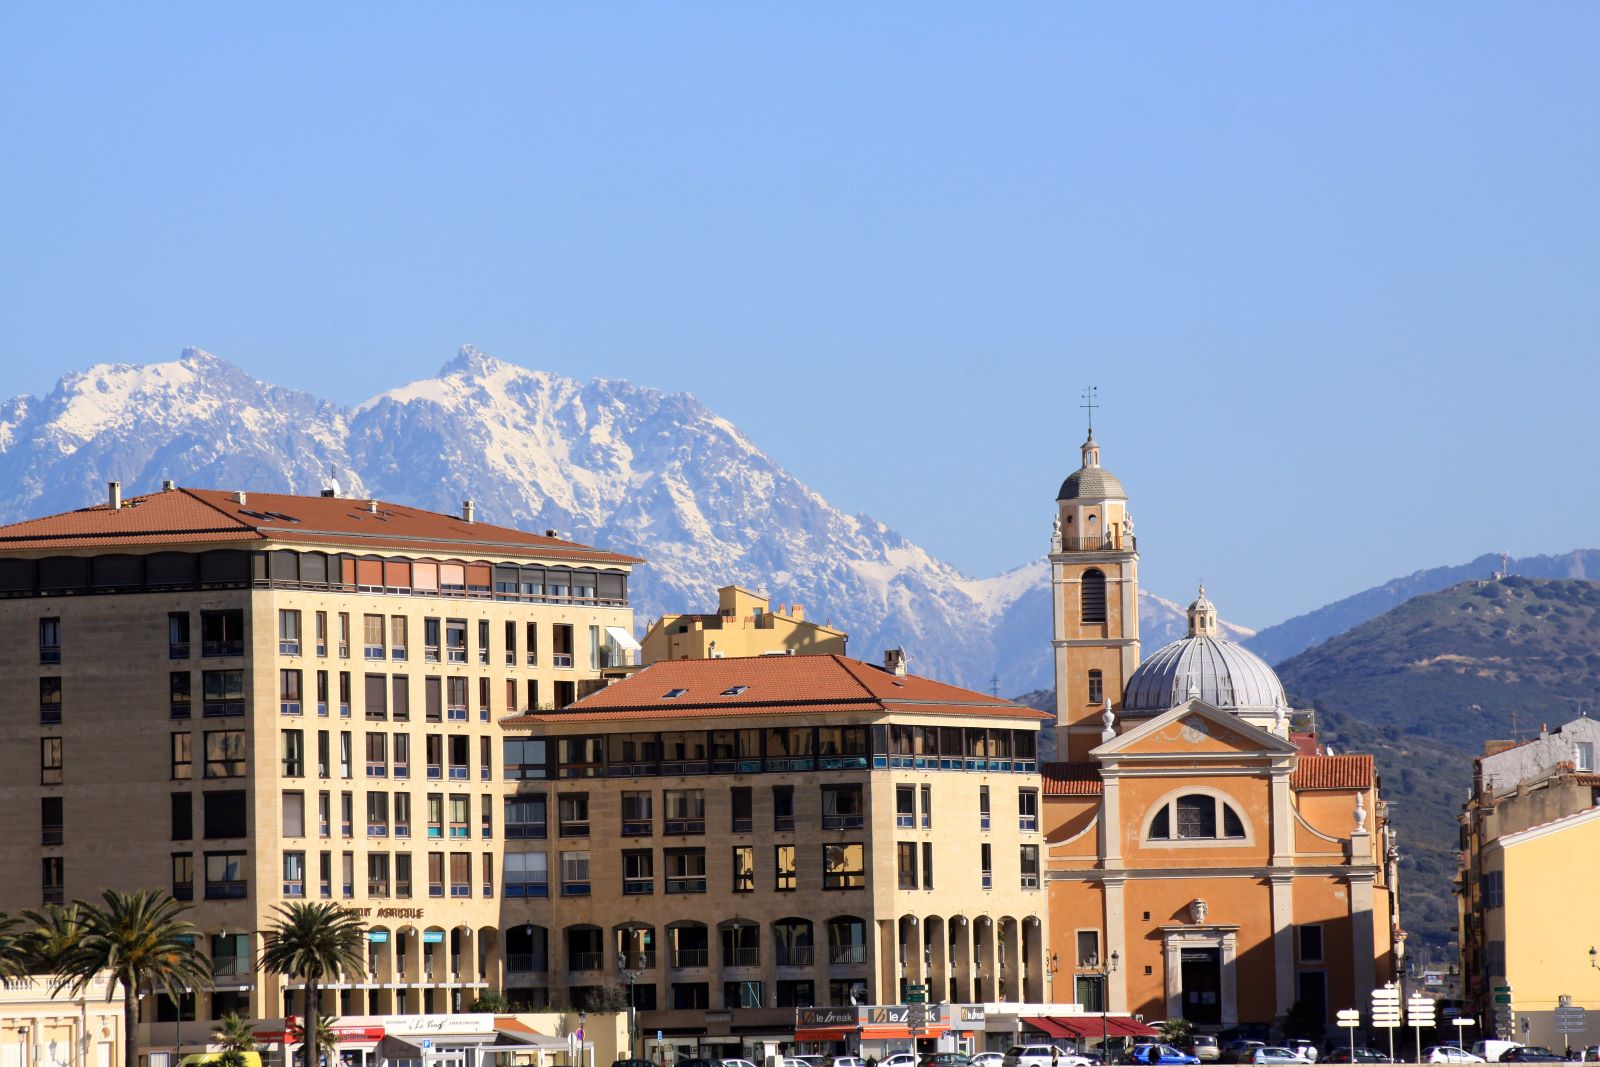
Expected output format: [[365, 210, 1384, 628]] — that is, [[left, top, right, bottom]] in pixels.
[[1457, 719, 1600, 1049], [1041, 433, 1399, 1038], [0, 975, 123, 1067], [640, 586, 847, 663]]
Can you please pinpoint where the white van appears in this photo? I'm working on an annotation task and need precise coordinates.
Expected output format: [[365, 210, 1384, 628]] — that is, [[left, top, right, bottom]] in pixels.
[[1470, 1041, 1523, 1063]]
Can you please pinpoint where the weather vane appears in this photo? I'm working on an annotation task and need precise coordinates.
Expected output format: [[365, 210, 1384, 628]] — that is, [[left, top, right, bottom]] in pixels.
[[1081, 385, 1098, 435]]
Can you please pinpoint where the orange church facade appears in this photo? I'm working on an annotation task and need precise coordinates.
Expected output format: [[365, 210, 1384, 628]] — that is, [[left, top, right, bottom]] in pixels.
[[1040, 432, 1400, 1034]]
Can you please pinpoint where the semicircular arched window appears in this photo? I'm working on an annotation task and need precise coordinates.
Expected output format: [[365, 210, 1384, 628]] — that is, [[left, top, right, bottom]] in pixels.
[[1148, 793, 1248, 841]]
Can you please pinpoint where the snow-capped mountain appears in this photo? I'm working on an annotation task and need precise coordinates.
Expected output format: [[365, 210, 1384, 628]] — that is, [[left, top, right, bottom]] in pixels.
[[0, 347, 1239, 693]]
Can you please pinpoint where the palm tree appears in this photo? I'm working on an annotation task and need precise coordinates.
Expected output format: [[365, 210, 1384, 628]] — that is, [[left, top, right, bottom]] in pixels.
[[288, 1016, 342, 1059], [19, 902, 88, 973], [0, 914, 33, 979], [213, 1013, 258, 1053], [258, 903, 365, 1067], [49, 889, 212, 1067]]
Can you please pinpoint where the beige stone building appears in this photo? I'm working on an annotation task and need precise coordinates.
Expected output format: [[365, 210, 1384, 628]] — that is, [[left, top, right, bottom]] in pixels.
[[640, 586, 846, 663], [0, 484, 640, 1025], [499, 652, 1049, 1059], [0, 976, 123, 1067]]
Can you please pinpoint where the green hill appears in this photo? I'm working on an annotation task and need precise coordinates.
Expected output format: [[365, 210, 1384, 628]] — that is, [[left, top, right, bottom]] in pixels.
[[1277, 575, 1600, 959]]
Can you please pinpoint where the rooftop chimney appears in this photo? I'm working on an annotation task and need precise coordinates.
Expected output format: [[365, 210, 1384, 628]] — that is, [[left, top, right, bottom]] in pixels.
[[231, 491, 247, 505], [791, 603, 805, 622], [320, 488, 337, 498], [884, 647, 908, 677], [367, 500, 380, 514], [108, 481, 122, 510], [462, 500, 475, 524], [545, 529, 558, 538], [161, 479, 176, 492]]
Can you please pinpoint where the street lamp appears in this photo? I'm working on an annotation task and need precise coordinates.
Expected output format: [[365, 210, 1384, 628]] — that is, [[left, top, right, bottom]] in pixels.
[[1590, 947, 1599, 971], [1097, 951, 1119, 1065], [618, 952, 643, 1058], [1046, 953, 1060, 1004]]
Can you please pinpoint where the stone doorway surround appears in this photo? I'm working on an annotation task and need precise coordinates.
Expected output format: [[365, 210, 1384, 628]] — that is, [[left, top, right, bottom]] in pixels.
[[1160, 923, 1241, 1030]]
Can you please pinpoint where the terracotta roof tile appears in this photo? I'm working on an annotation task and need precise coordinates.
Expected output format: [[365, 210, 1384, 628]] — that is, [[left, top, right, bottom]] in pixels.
[[1041, 762, 1104, 796], [1290, 753, 1374, 790], [0, 487, 641, 564], [502, 654, 1047, 727]]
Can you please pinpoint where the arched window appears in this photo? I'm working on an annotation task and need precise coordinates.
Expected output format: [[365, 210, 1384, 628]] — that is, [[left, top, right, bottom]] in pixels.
[[1087, 669, 1104, 704], [1148, 793, 1248, 842], [1081, 569, 1108, 624]]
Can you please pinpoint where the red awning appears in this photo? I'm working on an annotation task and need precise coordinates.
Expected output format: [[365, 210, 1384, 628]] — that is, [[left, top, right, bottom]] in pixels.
[[1024, 1018, 1074, 1039], [1102, 1017, 1158, 1038], [1049, 1018, 1097, 1039], [860, 1026, 950, 1040], [794, 1028, 854, 1042]]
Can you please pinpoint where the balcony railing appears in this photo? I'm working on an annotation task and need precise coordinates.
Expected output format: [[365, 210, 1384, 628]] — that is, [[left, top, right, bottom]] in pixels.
[[724, 948, 760, 967], [777, 947, 815, 966], [672, 949, 709, 968], [568, 952, 604, 972], [506, 954, 546, 973], [1056, 535, 1135, 552], [829, 945, 867, 965]]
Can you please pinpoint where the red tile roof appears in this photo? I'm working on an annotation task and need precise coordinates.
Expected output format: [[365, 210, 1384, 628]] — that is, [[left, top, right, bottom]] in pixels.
[[1290, 753, 1374, 790], [502, 654, 1048, 725], [0, 487, 641, 564], [1041, 762, 1104, 796]]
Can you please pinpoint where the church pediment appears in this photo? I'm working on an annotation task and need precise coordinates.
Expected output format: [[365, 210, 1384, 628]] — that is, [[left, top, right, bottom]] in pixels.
[[1093, 698, 1298, 759]]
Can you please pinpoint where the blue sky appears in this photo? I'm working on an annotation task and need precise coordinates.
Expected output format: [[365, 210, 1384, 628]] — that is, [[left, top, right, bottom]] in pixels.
[[3, 5, 1597, 627]]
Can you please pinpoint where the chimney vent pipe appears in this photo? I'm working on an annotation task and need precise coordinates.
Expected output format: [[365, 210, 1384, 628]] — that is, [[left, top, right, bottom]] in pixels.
[[108, 482, 122, 510], [161, 479, 176, 492], [231, 491, 247, 505], [462, 500, 475, 524]]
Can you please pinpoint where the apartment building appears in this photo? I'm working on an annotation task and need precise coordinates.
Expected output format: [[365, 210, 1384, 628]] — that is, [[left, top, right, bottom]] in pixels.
[[640, 585, 847, 663], [497, 652, 1050, 1059], [0, 484, 640, 1024]]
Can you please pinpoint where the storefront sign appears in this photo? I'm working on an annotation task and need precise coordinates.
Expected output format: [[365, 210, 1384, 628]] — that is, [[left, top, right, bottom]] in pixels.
[[959, 1007, 986, 1024], [795, 1008, 858, 1028]]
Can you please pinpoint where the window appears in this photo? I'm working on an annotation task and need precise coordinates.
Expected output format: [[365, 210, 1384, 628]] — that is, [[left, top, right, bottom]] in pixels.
[[1081, 569, 1107, 624], [449, 794, 470, 838], [1298, 924, 1324, 963], [363, 614, 385, 659], [622, 792, 653, 836], [775, 845, 797, 891], [507, 795, 548, 839], [171, 733, 193, 780], [827, 917, 867, 964], [1076, 930, 1101, 968], [1019, 788, 1039, 831], [558, 794, 590, 837], [1020, 844, 1040, 888], [172, 853, 194, 901], [39, 677, 62, 725], [282, 851, 306, 897], [773, 785, 795, 832], [823, 843, 865, 889], [390, 616, 408, 660], [672, 983, 709, 1010], [447, 677, 469, 722], [664, 789, 705, 834], [1482, 870, 1504, 910], [367, 852, 390, 897], [341, 792, 354, 838], [315, 611, 327, 656], [665, 848, 707, 893], [280, 669, 303, 715], [392, 674, 410, 721], [42, 857, 64, 904], [393, 791, 411, 837], [526, 622, 539, 666], [1296, 971, 1328, 1025], [897, 842, 918, 889], [777, 980, 815, 1008], [896, 784, 915, 828], [367, 792, 390, 837], [281, 792, 304, 837], [423, 617, 441, 662], [725, 786, 753, 833], [560, 850, 591, 895], [202, 730, 246, 778], [504, 621, 516, 666], [425, 676, 442, 722], [41, 617, 62, 663], [922, 841, 934, 889], [365, 732, 388, 777], [1148, 793, 1248, 841], [279, 610, 301, 655], [445, 619, 467, 663], [552, 623, 573, 667], [732, 846, 754, 892], [338, 671, 351, 717], [427, 851, 444, 897], [393, 733, 410, 778], [504, 852, 548, 897], [1088, 669, 1103, 705], [170, 672, 192, 719], [200, 610, 244, 657], [920, 783, 932, 828], [979, 785, 991, 830], [204, 791, 247, 839], [723, 981, 762, 1009], [980, 843, 993, 889], [623, 849, 654, 895], [43, 796, 65, 845], [450, 851, 471, 896], [282, 730, 305, 777], [477, 620, 490, 665], [1578, 742, 1596, 773], [721, 924, 761, 968], [338, 612, 350, 658], [504, 738, 547, 779], [364, 674, 387, 720], [202, 670, 245, 717]]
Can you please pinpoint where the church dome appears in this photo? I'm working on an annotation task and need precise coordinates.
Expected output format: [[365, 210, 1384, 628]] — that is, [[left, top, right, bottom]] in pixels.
[[1057, 466, 1126, 502], [1123, 635, 1287, 713], [1122, 587, 1287, 713]]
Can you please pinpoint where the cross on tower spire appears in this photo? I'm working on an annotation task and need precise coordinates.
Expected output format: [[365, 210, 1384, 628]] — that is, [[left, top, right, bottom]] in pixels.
[[1081, 385, 1099, 436]]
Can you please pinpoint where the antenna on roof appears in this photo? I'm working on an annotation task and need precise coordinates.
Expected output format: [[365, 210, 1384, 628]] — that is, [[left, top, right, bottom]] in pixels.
[[1080, 385, 1099, 436], [990, 674, 1000, 699]]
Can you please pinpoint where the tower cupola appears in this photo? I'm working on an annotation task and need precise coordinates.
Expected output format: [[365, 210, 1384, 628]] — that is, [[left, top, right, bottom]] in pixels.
[[1187, 583, 1219, 637]]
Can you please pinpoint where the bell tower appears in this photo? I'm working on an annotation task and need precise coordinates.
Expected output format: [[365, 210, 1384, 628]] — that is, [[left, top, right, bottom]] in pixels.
[[1050, 391, 1140, 761]]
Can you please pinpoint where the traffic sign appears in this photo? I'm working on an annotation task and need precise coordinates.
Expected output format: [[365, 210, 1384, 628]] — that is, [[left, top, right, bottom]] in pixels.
[[1409, 996, 1438, 1025], [907, 992, 927, 1003], [1336, 1010, 1361, 1029], [1555, 1007, 1587, 1034], [1494, 994, 1512, 1004], [1494, 985, 1512, 993]]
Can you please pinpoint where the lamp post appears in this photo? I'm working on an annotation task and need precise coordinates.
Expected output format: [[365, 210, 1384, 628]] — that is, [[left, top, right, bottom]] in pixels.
[[1097, 952, 1119, 1065], [617, 952, 643, 1058], [1589, 947, 1599, 971], [1046, 953, 1060, 1005]]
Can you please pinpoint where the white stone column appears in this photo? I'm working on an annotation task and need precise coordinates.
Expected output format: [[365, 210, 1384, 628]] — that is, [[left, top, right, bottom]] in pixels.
[[1104, 878, 1128, 1012], [1270, 875, 1295, 1021], [1349, 872, 1377, 1005]]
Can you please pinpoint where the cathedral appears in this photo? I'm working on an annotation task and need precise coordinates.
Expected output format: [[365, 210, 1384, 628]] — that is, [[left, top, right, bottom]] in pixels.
[[1041, 429, 1400, 1033]]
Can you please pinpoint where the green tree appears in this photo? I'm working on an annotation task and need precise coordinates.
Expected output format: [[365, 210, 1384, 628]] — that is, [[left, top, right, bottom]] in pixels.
[[471, 990, 511, 1013], [288, 1015, 343, 1062], [217, 1052, 248, 1067], [19, 903, 88, 974], [49, 889, 213, 1067], [1280, 999, 1325, 1043], [0, 914, 34, 979], [213, 1013, 259, 1053], [259, 903, 365, 1067], [1158, 1019, 1194, 1045]]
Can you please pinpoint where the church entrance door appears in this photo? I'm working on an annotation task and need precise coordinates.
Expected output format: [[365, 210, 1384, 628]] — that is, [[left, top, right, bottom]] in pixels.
[[1181, 947, 1222, 1026]]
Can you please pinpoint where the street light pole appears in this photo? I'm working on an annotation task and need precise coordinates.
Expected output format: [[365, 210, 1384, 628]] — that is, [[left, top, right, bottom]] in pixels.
[[1046, 953, 1059, 1006], [1099, 952, 1119, 1065], [617, 953, 643, 1059]]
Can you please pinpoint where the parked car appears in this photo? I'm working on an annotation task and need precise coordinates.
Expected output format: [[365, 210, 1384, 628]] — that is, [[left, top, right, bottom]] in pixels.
[[1186, 1038, 1220, 1064], [1499, 1050, 1564, 1063], [613, 1060, 655, 1067], [1220, 1043, 1265, 1065], [679, 1060, 722, 1067], [882, 1055, 919, 1067], [972, 1055, 1006, 1067], [825, 1059, 864, 1067], [1424, 1048, 1485, 1064], [921, 1056, 970, 1067], [1282, 1042, 1318, 1064], [1004, 1047, 1062, 1067], [1472, 1044, 1523, 1064], [1320, 1048, 1389, 1065], [1128, 1046, 1199, 1066], [781, 1059, 810, 1067], [1578, 1048, 1600, 1063], [1250, 1050, 1313, 1066]]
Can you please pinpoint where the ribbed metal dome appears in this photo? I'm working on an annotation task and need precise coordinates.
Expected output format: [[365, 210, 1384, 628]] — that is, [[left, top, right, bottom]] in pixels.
[[1057, 466, 1126, 501], [1123, 635, 1287, 713]]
